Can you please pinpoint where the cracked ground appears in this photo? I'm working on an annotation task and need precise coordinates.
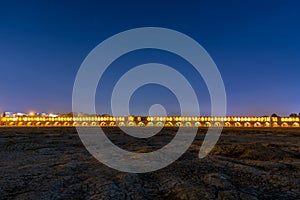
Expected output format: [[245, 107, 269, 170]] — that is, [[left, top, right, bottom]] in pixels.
[[0, 127, 299, 199]]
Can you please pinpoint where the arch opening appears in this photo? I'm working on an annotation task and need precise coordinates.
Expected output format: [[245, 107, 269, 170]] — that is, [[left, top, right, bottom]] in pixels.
[[147, 122, 154, 127], [225, 122, 231, 127], [156, 122, 163, 127], [205, 122, 211, 127], [214, 122, 221, 127], [138, 122, 145, 127], [109, 122, 115, 126], [234, 122, 242, 127], [281, 122, 289, 127], [185, 122, 192, 127], [175, 122, 182, 127], [54, 122, 61, 126], [91, 122, 97, 126], [254, 122, 261, 127], [244, 122, 251, 127], [128, 121, 136, 126], [195, 122, 201, 127], [118, 122, 125, 126], [100, 122, 107, 126]]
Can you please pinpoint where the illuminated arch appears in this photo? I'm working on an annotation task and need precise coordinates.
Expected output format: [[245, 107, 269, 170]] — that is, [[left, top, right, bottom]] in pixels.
[[118, 122, 125, 126], [254, 122, 262, 127], [9, 122, 15, 126], [156, 122, 163, 127], [147, 122, 154, 126], [244, 122, 251, 127], [63, 122, 70, 126], [73, 122, 78, 126], [265, 122, 270, 127], [205, 122, 211, 127], [138, 122, 145, 127], [45, 122, 51, 126], [109, 122, 115, 126], [165, 122, 173, 127], [54, 122, 61, 126], [36, 122, 42, 126], [175, 122, 182, 127], [185, 122, 192, 127], [292, 122, 299, 127], [195, 122, 201, 127], [273, 122, 279, 127], [225, 122, 231, 127], [82, 122, 88, 126], [281, 122, 289, 127], [18, 122, 24, 126], [90, 122, 97, 126], [234, 122, 242, 127], [27, 122, 32, 126], [214, 122, 221, 127], [100, 122, 107, 126], [128, 121, 136, 126]]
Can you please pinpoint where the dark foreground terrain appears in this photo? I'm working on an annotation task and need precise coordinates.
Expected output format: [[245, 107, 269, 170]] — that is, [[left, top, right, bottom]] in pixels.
[[0, 127, 299, 199]]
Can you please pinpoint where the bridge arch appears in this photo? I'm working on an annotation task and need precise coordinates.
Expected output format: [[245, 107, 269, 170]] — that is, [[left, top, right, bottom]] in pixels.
[[205, 122, 211, 127], [90, 122, 97, 126], [9, 122, 15, 126], [118, 122, 125, 126], [185, 122, 192, 127], [18, 122, 24, 126], [128, 121, 136, 126], [147, 122, 154, 126], [109, 122, 115, 126], [138, 122, 145, 127], [281, 122, 289, 127], [27, 122, 32, 126], [214, 122, 221, 127], [100, 122, 107, 126], [175, 122, 182, 127], [54, 122, 61, 126], [265, 122, 270, 127], [195, 122, 201, 127], [254, 122, 262, 127], [63, 122, 70, 126], [225, 122, 231, 127], [292, 122, 299, 127], [273, 122, 279, 127], [156, 122, 163, 127], [82, 122, 88, 126], [234, 122, 242, 127], [45, 122, 51, 126], [244, 122, 251, 127], [36, 122, 42, 126], [165, 122, 173, 127]]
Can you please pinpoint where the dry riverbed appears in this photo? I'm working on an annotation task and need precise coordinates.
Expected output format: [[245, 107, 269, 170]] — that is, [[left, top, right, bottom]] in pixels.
[[0, 127, 299, 199]]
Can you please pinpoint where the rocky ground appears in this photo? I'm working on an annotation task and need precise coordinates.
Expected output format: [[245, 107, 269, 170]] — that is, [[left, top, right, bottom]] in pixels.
[[0, 127, 299, 199]]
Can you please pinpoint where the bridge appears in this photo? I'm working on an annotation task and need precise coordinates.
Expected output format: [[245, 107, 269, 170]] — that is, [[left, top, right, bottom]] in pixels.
[[0, 116, 300, 128]]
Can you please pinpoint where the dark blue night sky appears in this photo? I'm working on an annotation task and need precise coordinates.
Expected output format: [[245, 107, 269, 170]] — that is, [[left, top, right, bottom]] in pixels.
[[1, 0, 300, 116]]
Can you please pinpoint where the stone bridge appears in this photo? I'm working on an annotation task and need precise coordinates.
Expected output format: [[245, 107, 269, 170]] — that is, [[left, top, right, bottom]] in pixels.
[[0, 116, 300, 128]]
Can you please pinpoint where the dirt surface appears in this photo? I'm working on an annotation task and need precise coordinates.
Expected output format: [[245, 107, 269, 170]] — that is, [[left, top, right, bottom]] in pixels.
[[0, 127, 299, 199]]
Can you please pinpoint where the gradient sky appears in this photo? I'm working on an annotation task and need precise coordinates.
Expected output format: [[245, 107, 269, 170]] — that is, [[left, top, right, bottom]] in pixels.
[[0, 0, 300, 116]]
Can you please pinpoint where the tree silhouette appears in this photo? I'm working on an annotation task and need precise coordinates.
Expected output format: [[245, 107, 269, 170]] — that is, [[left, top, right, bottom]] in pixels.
[[289, 113, 297, 117]]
